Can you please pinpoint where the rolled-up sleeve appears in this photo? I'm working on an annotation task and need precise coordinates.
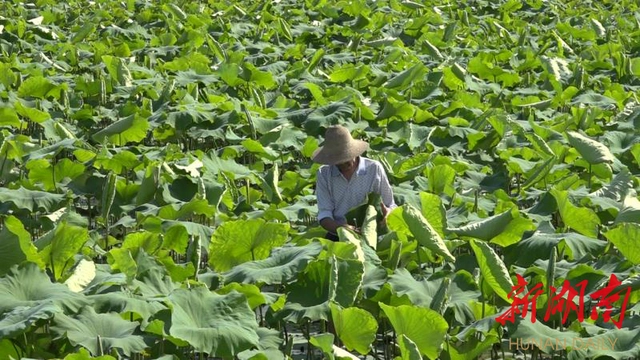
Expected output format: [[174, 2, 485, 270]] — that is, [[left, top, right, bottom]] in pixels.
[[316, 168, 335, 221], [376, 162, 397, 209]]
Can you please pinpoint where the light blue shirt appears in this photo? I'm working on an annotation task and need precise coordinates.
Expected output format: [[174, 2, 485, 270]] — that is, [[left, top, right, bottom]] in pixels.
[[315, 156, 396, 228]]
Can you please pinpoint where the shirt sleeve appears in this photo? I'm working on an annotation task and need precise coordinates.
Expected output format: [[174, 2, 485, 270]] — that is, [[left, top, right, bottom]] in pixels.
[[316, 168, 335, 222], [376, 162, 397, 209]]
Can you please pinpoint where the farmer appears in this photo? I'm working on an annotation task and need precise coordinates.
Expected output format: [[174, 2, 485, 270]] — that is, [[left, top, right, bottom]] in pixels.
[[312, 125, 397, 241]]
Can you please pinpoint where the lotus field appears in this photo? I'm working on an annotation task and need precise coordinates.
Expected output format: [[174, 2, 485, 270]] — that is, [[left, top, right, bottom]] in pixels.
[[2, 0, 640, 359]]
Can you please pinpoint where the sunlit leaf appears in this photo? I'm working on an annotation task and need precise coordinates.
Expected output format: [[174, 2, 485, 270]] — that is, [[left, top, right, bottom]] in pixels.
[[208, 219, 289, 272]]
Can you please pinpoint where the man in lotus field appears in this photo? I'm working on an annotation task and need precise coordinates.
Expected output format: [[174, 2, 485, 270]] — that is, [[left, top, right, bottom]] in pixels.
[[312, 125, 397, 241]]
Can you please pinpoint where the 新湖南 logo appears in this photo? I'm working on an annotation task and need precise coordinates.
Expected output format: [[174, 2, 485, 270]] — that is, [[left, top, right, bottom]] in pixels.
[[496, 273, 631, 328]]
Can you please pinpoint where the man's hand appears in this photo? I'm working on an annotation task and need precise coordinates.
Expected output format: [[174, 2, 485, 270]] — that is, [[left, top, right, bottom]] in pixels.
[[379, 201, 390, 227], [341, 224, 360, 234], [320, 218, 360, 235]]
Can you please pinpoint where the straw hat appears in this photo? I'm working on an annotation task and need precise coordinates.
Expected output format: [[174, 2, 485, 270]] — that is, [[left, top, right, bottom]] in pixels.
[[312, 125, 369, 165]]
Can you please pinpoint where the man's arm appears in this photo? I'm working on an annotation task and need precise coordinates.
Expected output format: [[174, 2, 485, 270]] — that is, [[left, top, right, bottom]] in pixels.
[[319, 217, 357, 234], [374, 162, 396, 226], [376, 162, 396, 209]]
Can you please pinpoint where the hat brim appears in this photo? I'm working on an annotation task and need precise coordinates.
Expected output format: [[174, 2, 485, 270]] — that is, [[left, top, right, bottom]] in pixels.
[[312, 140, 369, 165]]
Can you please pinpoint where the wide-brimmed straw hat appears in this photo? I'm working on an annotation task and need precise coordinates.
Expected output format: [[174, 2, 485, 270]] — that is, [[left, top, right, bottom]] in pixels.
[[311, 125, 369, 165]]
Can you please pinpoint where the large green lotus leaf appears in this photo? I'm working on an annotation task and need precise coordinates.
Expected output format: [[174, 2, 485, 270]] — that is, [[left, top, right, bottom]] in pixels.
[[448, 209, 514, 241], [216, 283, 267, 310], [550, 188, 600, 238], [35, 222, 88, 280], [52, 306, 147, 356], [0, 263, 90, 315], [383, 63, 428, 90], [0, 216, 43, 276], [0, 107, 20, 128], [261, 162, 283, 204], [130, 259, 178, 299], [398, 334, 422, 360], [0, 186, 67, 212], [242, 139, 278, 161], [388, 268, 440, 307], [17, 76, 61, 99], [329, 63, 369, 83], [107, 237, 164, 281], [387, 268, 482, 325], [379, 303, 448, 360], [375, 97, 415, 121], [158, 199, 217, 221], [566, 325, 640, 360], [590, 168, 633, 202], [566, 131, 615, 164], [522, 155, 556, 190], [490, 215, 536, 247], [135, 164, 160, 206], [63, 348, 116, 360], [505, 318, 580, 355], [504, 228, 606, 267], [202, 150, 253, 180], [446, 271, 485, 325], [223, 242, 323, 284], [442, 330, 499, 360], [167, 287, 260, 357], [102, 55, 132, 86], [425, 164, 456, 196], [329, 256, 364, 308], [420, 192, 446, 238], [454, 313, 501, 342], [0, 302, 58, 339], [89, 291, 166, 323], [81, 264, 127, 295], [337, 227, 366, 262], [142, 308, 189, 346], [302, 101, 354, 135], [570, 92, 618, 108], [91, 114, 149, 146], [162, 224, 190, 253], [330, 303, 378, 355], [208, 219, 289, 272], [24, 138, 78, 162], [362, 261, 388, 299], [344, 192, 382, 229], [0, 63, 16, 89], [122, 231, 162, 253], [28, 158, 85, 191], [278, 260, 332, 323], [92, 149, 138, 175], [107, 247, 138, 280], [605, 223, 640, 265], [361, 205, 378, 249], [310, 333, 336, 360], [318, 239, 359, 261], [387, 205, 455, 262], [155, 220, 214, 249], [469, 240, 514, 303]]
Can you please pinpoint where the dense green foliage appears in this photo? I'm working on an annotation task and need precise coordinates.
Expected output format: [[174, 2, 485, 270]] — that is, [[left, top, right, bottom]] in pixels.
[[0, 0, 640, 359]]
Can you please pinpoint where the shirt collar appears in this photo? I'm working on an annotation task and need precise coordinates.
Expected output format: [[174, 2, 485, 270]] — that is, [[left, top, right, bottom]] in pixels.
[[331, 156, 367, 177]]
